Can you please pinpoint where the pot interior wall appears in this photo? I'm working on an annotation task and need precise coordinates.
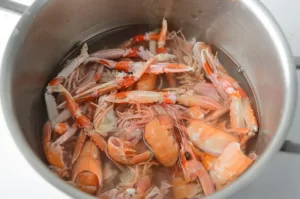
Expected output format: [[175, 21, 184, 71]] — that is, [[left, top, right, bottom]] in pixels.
[[9, 0, 285, 178]]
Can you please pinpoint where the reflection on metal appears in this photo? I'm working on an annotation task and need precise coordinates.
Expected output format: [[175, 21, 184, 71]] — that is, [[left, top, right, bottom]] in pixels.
[[295, 56, 300, 69], [281, 140, 300, 154], [0, 0, 28, 14]]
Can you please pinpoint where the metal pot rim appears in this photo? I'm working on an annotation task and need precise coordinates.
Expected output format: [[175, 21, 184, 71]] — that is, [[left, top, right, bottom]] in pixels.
[[0, 0, 297, 198]]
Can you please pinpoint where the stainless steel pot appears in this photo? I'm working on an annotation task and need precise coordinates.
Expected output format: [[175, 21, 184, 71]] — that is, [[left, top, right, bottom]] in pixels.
[[0, 0, 297, 198]]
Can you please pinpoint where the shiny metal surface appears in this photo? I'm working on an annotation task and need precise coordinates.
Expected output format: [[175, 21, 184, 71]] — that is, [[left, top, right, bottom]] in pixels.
[[0, 0, 297, 198], [0, 0, 28, 14]]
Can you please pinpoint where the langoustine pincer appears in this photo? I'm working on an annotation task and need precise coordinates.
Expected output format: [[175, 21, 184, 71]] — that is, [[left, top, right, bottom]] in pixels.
[[42, 18, 259, 198]]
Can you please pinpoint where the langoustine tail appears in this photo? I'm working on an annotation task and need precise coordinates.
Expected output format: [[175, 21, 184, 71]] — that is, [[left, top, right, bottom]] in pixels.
[[72, 140, 103, 194], [209, 142, 256, 190]]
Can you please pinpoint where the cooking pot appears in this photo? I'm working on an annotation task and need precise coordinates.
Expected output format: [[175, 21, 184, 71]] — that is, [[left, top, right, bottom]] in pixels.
[[0, 0, 297, 198]]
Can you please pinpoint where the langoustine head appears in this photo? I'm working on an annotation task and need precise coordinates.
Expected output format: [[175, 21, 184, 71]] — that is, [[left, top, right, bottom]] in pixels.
[[144, 115, 179, 167], [72, 140, 103, 194], [179, 141, 215, 196]]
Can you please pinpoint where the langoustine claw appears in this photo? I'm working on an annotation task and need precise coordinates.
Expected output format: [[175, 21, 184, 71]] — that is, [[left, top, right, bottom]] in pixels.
[[72, 140, 103, 194], [120, 32, 160, 48], [43, 121, 71, 178], [119, 18, 167, 50], [93, 95, 117, 137], [157, 18, 168, 53], [45, 92, 73, 135], [48, 84, 107, 158], [134, 30, 160, 91], [44, 92, 79, 166], [106, 90, 222, 111], [199, 42, 258, 144], [48, 43, 89, 87], [222, 74, 258, 132], [89, 47, 149, 60], [73, 64, 103, 95], [133, 54, 187, 89]]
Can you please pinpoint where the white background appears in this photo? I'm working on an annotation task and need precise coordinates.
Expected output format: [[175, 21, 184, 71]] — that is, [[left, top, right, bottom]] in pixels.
[[0, 0, 300, 198]]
